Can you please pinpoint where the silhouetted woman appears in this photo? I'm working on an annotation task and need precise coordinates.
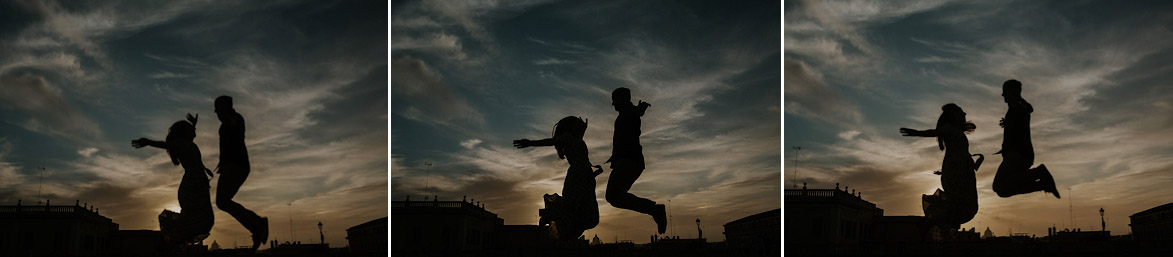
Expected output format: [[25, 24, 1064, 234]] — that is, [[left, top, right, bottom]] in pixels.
[[514, 116, 604, 240], [900, 104, 984, 238], [132, 114, 214, 249]]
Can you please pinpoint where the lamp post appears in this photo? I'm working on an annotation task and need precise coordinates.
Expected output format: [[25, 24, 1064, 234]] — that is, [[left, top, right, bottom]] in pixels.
[[1100, 208, 1105, 232], [319, 221, 325, 244]]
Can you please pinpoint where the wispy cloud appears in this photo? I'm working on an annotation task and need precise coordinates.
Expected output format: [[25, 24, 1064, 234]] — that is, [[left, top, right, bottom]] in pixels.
[[149, 71, 189, 79], [391, 55, 486, 130], [787, 0, 1173, 235], [0, 71, 103, 143], [533, 58, 575, 65], [391, 33, 468, 61], [1, 0, 387, 247], [392, 0, 780, 241], [783, 59, 861, 128]]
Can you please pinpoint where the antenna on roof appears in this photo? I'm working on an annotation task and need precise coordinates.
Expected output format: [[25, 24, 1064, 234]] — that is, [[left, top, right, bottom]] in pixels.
[[792, 147, 801, 188], [288, 202, 296, 242], [38, 167, 45, 205], [1068, 187, 1074, 229], [424, 163, 432, 200]]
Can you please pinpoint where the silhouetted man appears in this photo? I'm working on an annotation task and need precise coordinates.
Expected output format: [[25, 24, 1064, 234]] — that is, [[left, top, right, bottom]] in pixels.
[[992, 80, 1060, 198], [213, 95, 269, 250], [605, 88, 668, 234]]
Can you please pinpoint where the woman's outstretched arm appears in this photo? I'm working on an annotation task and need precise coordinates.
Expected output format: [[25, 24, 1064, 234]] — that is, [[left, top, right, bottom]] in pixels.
[[131, 138, 167, 149], [513, 138, 557, 148], [899, 128, 938, 137]]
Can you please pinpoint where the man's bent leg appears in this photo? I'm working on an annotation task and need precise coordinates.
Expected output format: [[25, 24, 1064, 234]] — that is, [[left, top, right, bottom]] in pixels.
[[992, 152, 1041, 197], [216, 167, 263, 231], [605, 165, 657, 214], [605, 159, 665, 233]]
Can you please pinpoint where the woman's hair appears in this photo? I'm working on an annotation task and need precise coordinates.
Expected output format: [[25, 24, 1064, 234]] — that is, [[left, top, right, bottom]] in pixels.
[[552, 116, 587, 160], [935, 103, 976, 150], [165, 120, 196, 165]]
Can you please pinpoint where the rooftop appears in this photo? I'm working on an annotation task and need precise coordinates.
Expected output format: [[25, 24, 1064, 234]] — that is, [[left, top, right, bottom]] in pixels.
[[1130, 202, 1173, 218], [0, 203, 115, 224], [724, 208, 780, 227]]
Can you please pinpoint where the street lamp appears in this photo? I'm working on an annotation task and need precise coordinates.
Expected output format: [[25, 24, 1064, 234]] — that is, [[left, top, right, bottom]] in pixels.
[[319, 221, 325, 244], [1100, 208, 1105, 232]]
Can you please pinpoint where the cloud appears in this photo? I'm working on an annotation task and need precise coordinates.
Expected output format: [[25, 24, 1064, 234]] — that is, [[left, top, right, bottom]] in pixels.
[[391, 32, 468, 61], [460, 139, 483, 149], [786, 0, 1173, 236], [0, 0, 389, 248], [783, 58, 862, 127], [15, 0, 221, 70], [411, 0, 557, 41], [77, 147, 99, 157], [0, 139, 25, 189], [534, 58, 575, 65], [389, 0, 782, 242], [914, 56, 957, 63], [785, 0, 960, 82], [149, 71, 189, 79], [0, 52, 87, 79], [838, 130, 862, 140], [0, 71, 102, 142], [391, 55, 486, 129], [527, 37, 598, 56]]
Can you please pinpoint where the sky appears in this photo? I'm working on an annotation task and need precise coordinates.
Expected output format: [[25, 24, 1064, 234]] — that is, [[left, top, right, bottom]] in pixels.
[[0, 0, 386, 249], [786, 0, 1173, 236], [391, 0, 781, 243]]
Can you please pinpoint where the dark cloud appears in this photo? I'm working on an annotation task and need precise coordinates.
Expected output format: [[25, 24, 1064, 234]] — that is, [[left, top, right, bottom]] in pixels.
[[1, 0, 387, 247], [296, 65, 388, 144], [783, 58, 861, 127], [788, 0, 1173, 236], [390, 0, 782, 243], [0, 71, 100, 141], [391, 55, 485, 128]]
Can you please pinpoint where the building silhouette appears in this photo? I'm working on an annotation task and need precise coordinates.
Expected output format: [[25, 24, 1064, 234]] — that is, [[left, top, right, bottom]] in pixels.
[[0, 201, 118, 256], [871, 215, 930, 243], [784, 186, 961, 255], [347, 216, 387, 257], [391, 197, 502, 256], [781, 187, 1173, 255], [1045, 225, 1110, 242], [269, 240, 331, 255], [107, 230, 165, 257], [1130, 202, 1173, 242], [494, 225, 556, 249], [724, 208, 780, 250], [784, 185, 882, 248]]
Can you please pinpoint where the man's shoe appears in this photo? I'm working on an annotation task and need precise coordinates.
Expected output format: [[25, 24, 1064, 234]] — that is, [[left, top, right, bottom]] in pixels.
[[1036, 164, 1060, 199], [653, 204, 667, 234], [252, 217, 269, 250]]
